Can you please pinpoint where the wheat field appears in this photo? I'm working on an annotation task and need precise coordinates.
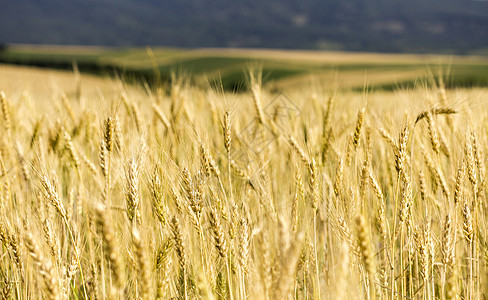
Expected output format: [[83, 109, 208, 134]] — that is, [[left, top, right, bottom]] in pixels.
[[0, 65, 488, 300]]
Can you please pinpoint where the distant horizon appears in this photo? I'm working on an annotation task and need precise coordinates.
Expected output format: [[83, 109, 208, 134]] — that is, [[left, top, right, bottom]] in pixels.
[[3, 43, 488, 58]]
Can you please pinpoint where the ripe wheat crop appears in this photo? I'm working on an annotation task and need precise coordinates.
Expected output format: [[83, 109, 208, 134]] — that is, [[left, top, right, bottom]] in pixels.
[[0, 69, 487, 299]]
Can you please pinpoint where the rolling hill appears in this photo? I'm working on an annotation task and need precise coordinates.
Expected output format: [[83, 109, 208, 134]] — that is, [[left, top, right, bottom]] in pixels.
[[1, 45, 487, 91]]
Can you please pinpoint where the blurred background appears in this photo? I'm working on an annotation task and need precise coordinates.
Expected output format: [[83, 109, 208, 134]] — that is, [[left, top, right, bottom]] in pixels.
[[1, 0, 487, 91], [1, 0, 487, 54]]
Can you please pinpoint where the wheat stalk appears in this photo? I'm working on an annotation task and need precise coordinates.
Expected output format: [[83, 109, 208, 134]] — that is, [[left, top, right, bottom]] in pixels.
[[132, 227, 151, 299], [95, 204, 124, 289], [352, 108, 365, 150], [414, 107, 457, 124], [0, 91, 12, 137], [24, 222, 60, 300], [125, 158, 141, 225]]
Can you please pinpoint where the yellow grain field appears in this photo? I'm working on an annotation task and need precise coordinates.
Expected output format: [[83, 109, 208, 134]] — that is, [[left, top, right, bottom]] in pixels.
[[0, 64, 487, 299]]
